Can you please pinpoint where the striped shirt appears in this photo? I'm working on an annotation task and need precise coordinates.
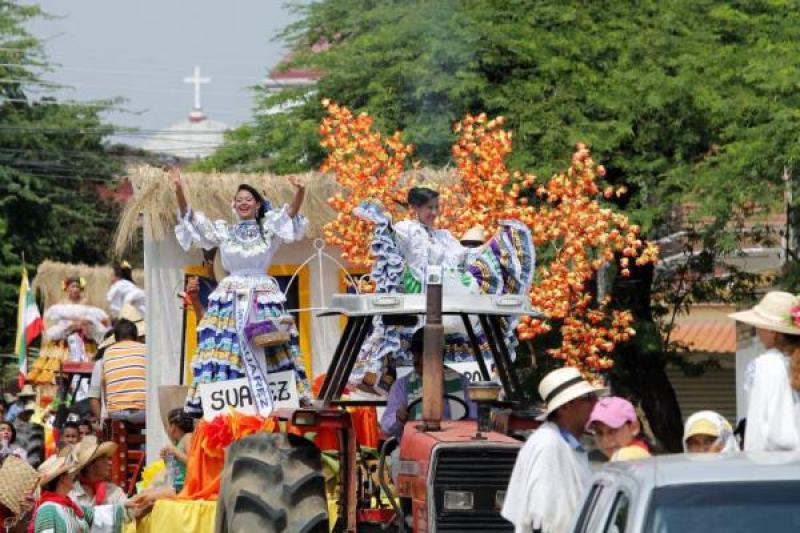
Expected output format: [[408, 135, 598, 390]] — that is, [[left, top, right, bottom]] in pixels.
[[103, 340, 146, 413]]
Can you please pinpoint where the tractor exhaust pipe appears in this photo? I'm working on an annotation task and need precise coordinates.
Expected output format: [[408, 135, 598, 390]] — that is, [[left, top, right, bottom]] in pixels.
[[422, 265, 444, 431]]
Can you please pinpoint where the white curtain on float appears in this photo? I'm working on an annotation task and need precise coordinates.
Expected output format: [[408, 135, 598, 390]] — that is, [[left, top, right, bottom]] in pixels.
[[143, 231, 190, 462]]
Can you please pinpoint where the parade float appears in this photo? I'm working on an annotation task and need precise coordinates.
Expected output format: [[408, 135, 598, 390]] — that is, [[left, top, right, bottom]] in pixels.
[[111, 101, 657, 531]]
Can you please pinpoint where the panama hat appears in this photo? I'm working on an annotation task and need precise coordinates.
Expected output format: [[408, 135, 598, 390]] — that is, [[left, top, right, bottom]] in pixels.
[[728, 291, 800, 336], [461, 225, 487, 247], [0, 456, 39, 516], [73, 435, 117, 472], [17, 385, 36, 398], [158, 385, 189, 435], [119, 303, 146, 338], [37, 452, 78, 486], [99, 303, 147, 350], [539, 367, 605, 417]]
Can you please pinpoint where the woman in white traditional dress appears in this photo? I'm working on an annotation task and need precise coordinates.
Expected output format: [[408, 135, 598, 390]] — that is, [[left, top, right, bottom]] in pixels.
[[172, 169, 311, 416], [106, 261, 145, 320], [351, 185, 535, 391], [30, 278, 110, 384], [730, 291, 800, 451]]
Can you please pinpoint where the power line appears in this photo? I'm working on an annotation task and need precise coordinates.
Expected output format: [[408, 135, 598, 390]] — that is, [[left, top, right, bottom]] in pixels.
[[0, 96, 248, 119], [0, 63, 265, 83], [0, 170, 115, 183], [0, 124, 231, 135], [0, 78, 255, 99]]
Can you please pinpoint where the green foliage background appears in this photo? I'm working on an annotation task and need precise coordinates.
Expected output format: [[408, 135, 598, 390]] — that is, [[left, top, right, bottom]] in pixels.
[[0, 2, 121, 353]]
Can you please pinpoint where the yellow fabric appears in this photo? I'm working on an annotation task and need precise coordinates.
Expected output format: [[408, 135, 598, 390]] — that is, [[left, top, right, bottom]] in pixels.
[[124, 499, 217, 533], [685, 418, 720, 439], [182, 263, 313, 383]]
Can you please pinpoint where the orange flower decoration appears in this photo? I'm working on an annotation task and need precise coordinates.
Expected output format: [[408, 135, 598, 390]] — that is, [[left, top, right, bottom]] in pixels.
[[319, 101, 659, 374]]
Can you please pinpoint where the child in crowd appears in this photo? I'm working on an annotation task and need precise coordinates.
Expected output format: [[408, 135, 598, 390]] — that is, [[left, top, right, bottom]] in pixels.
[[78, 419, 93, 440], [683, 410, 739, 453], [587, 396, 651, 461], [0, 420, 28, 461], [160, 408, 194, 493], [59, 421, 80, 448]]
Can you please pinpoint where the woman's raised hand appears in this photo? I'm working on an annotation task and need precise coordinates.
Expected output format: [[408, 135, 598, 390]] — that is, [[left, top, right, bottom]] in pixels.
[[169, 166, 183, 190], [171, 166, 189, 216], [288, 175, 305, 190], [287, 175, 306, 217]]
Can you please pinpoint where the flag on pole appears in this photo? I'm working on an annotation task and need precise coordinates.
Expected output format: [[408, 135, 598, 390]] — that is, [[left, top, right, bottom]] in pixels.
[[15, 268, 42, 387]]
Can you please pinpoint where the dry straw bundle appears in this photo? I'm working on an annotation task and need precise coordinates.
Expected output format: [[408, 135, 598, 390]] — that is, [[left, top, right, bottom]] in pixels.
[[113, 165, 457, 255], [32, 260, 144, 312]]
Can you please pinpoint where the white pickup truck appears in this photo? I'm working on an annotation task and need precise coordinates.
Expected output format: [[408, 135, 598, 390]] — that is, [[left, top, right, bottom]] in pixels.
[[572, 452, 800, 533]]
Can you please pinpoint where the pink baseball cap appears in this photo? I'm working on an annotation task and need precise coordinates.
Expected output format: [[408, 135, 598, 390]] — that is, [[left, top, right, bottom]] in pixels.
[[586, 396, 637, 430]]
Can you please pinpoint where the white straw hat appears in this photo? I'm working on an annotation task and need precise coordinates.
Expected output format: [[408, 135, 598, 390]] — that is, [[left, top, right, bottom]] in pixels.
[[728, 291, 800, 336], [539, 367, 605, 417], [461, 225, 487, 244]]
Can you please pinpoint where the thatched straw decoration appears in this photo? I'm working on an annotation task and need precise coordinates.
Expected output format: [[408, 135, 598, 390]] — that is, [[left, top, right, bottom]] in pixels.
[[32, 260, 144, 312], [114, 165, 458, 255]]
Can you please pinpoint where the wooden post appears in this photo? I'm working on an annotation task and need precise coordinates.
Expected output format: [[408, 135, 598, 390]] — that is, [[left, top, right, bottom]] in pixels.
[[422, 266, 443, 431]]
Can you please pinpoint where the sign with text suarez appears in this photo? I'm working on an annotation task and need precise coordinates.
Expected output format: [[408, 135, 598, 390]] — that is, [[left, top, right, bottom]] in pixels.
[[198, 371, 299, 421]]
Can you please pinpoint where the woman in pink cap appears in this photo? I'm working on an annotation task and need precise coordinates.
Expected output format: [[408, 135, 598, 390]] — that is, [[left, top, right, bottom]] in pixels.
[[587, 396, 651, 461]]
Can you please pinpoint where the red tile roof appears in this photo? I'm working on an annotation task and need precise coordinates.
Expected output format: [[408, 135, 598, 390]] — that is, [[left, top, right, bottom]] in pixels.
[[670, 318, 736, 353]]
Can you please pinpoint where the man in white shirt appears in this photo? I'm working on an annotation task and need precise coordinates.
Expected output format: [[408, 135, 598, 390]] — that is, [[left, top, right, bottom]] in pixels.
[[502, 367, 602, 533]]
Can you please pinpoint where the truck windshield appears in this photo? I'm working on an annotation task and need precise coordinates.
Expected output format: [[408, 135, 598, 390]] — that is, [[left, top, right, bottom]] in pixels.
[[644, 481, 800, 533]]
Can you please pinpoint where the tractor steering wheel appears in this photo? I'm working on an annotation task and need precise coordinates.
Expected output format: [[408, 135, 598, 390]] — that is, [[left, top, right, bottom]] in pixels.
[[405, 394, 470, 421]]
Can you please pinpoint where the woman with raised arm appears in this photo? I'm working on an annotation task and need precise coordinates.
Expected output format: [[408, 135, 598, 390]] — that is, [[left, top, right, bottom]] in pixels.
[[172, 168, 311, 415], [106, 261, 145, 319], [351, 182, 535, 392]]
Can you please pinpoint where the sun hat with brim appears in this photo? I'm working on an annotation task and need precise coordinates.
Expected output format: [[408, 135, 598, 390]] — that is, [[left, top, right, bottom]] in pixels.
[[119, 303, 146, 338], [728, 291, 800, 336], [538, 367, 606, 418], [0, 456, 39, 516], [158, 385, 189, 435], [97, 335, 116, 351], [17, 385, 36, 398], [73, 436, 117, 473], [37, 453, 78, 486], [460, 226, 487, 246]]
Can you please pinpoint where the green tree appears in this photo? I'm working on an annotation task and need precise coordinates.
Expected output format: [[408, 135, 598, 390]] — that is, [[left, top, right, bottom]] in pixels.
[[0, 1, 121, 351], [203, 0, 800, 449]]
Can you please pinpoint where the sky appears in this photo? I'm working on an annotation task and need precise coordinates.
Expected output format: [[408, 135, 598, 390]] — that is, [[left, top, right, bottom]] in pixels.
[[22, 0, 301, 145]]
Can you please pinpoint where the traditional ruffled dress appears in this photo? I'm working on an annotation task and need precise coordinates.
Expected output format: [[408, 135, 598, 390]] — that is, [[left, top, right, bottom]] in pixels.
[[29, 302, 109, 384], [176, 205, 311, 415], [350, 201, 535, 388], [106, 279, 146, 319]]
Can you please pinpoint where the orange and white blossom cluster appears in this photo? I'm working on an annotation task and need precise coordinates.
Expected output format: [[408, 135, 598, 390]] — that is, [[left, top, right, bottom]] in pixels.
[[320, 100, 659, 373], [320, 99, 414, 267]]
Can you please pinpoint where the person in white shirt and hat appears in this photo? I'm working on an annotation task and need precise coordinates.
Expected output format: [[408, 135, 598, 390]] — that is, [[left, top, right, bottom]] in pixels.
[[729, 291, 800, 451], [502, 367, 602, 533]]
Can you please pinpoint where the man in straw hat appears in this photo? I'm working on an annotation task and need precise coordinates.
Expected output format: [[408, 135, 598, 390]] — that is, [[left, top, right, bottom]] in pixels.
[[33, 445, 139, 532], [501, 367, 602, 533], [729, 290, 800, 451], [0, 454, 39, 527], [6, 384, 36, 423], [69, 436, 125, 507]]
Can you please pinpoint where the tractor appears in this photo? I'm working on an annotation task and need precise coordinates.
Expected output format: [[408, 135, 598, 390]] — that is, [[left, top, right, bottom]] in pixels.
[[215, 266, 541, 532]]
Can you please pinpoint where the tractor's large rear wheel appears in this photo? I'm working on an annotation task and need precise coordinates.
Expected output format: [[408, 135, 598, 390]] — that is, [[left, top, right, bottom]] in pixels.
[[215, 432, 329, 533]]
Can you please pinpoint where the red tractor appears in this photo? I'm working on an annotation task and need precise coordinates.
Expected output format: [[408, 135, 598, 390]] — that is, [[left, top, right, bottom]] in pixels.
[[215, 271, 540, 532]]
